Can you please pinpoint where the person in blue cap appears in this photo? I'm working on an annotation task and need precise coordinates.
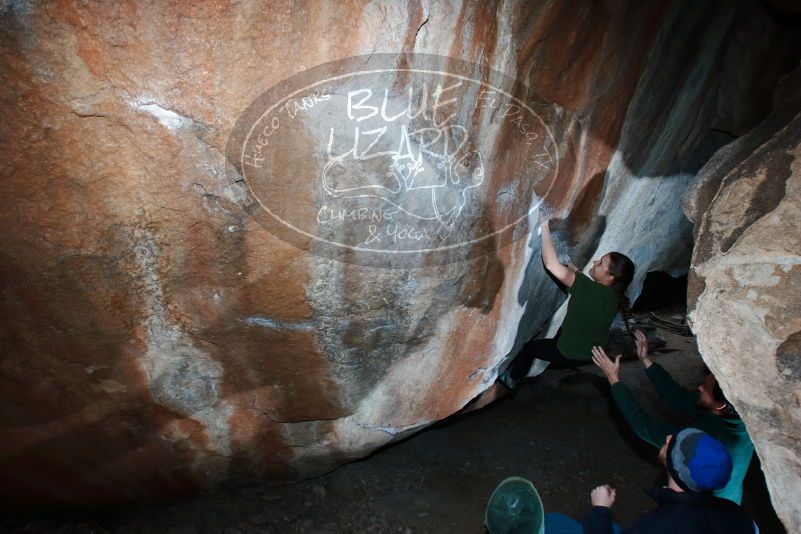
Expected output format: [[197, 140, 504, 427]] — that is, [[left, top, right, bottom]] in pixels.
[[583, 428, 756, 533], [546, 428, 756, 534]]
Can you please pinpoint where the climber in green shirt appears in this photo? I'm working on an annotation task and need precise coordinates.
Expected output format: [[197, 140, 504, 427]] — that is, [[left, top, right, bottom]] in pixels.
[[467, 210, 636, 410], [592, 330, 754, 504], [501, 211, 636, 383]]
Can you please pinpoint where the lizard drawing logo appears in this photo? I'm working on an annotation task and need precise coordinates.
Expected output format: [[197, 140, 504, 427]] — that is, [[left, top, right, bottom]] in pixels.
[[321, 123, 484, 232]]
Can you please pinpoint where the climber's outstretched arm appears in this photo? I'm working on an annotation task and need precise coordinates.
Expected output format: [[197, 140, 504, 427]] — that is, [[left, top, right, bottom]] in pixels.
[[540, 215, 575, 287]]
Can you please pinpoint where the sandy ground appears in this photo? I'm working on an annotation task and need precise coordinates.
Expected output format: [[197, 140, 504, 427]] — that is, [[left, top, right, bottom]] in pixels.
[[0, 325, 785, 534]]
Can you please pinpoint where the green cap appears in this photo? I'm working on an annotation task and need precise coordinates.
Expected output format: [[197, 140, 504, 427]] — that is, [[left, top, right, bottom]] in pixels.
[[485, 477, 544, 534]]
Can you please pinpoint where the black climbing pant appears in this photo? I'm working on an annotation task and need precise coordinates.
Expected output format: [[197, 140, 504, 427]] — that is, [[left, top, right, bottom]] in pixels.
[[507, 330, 591, 381]]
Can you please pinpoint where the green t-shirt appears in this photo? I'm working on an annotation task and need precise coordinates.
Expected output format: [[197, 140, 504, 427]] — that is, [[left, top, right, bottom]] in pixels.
[[556, 271, 619, 360]]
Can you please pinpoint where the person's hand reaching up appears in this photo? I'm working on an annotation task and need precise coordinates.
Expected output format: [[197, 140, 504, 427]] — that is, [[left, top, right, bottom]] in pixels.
[[592, 346, 621, 385]]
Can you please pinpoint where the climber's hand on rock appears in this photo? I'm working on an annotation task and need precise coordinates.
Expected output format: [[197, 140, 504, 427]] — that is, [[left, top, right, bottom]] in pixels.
[[634, 330, 653, 368], [591, 484, 616, 508], [538, 209, 551, 227], [592, 346, 621, 385]]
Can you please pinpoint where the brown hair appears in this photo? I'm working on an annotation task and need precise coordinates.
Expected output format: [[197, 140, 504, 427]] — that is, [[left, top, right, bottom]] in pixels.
[[607, 252, 635, 337]]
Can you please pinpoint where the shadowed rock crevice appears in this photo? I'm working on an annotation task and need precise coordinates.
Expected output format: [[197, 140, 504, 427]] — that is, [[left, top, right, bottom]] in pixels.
[[776, 330, 801, 381]]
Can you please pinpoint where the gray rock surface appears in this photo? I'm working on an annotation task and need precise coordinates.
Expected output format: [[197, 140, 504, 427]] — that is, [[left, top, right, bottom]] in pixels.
[[690, 111, 801, 533]]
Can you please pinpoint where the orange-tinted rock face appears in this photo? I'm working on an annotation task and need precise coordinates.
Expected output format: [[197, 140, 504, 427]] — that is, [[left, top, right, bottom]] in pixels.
[[0, 0, 798, 510]]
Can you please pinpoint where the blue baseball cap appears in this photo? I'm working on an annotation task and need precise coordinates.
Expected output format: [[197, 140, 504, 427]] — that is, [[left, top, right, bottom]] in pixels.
[[667, 427, 733, 492]]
